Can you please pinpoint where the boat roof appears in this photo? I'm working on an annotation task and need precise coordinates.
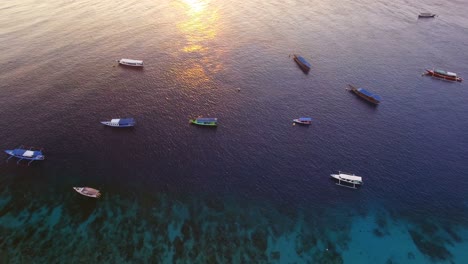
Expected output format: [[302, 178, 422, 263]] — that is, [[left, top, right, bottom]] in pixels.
[[339, 173, 362, 181], [298, 117, 312, 121], [296, 56, 311, 68], [120, 58, 143, 64], [110, 118, 134, 124], [196, 118, 217, 122], [357, 88, 382, 101], [435, 69, 457, 76]]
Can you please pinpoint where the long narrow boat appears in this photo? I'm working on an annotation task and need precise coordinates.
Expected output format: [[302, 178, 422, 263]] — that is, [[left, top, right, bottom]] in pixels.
[[348, 84, 381, 105], [418, 13, 436, 18], [293, 54, 311, 73], [293, 117, 313, 125], [330, 171, 363, 189], [425, 69, 463, 82], [73, 187, 101, 198], [117, 58, 143, 67], [190, 117, 218, 126], [5, 147, 45, 165], [101, 118, 136, 127]]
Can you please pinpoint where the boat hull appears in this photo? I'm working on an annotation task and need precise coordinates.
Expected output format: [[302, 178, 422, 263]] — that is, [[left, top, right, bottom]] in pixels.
[[117, 59, 143, 67], [425, 70, 462, 82], [73, 187, 101, 198], [190, 120, 217, 126], [293, 119, 311, 125], [100, 121, 135, 127]]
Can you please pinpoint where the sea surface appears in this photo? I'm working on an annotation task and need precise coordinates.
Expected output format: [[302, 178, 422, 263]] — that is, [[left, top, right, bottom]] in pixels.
[[0, 0, 467, 263]]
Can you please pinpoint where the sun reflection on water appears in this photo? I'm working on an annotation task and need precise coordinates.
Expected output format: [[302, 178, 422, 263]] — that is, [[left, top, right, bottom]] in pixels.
[[174, 0, 224, 87]]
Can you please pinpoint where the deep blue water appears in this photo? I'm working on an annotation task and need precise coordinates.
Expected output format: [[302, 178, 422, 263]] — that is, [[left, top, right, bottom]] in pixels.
[[0, 0, 467, 263]]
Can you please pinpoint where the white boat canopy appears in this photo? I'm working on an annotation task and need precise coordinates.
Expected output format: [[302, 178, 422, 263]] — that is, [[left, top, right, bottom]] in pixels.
[[110, 119, 120, 124], [22, 150, 34, 157], [339, 174, 362, 182]]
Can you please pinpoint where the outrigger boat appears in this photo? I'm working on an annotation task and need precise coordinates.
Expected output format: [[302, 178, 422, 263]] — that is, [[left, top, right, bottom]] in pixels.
[[348, 84, 381, 105], [330, 171, 363, 189], [101, 118, 136, 127], [190, 117, 218, 127], [73, 187, 101, 198], [117, 58, 143, 67], [293, 117, 313, 125], [418, 13, 436, 18], [425, 69, 463, 82], [293, 54, 311, 73], [4, 146, 45, 165]]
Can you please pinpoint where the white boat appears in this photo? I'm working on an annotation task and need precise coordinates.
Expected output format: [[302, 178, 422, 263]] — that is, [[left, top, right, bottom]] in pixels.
[[100, 118, 135, 127], [330, 171, 363, 189], [73, 187, 101, 198], [117, 58, 143, 67]]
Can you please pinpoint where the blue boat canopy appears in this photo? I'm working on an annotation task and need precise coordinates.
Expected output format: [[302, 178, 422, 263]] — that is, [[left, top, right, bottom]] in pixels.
[[358, 88, 381, 101], [299, 117, 312, 121], [11, 149, 43, 157], [118, 118, 135, 124], [196, 118, 217, 122], [297, 56, 311, 68]]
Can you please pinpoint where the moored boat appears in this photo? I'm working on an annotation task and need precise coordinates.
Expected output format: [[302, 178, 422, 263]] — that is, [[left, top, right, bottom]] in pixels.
[[5, 146, 45, 165], [293, 117, 313, 125], [117, 58, 143, 67], [101, 118, 136, 127], [348, 84, 381, 105], [425, 69, 463, 82], [418, 13, 436, 18], [330, 171, 363, 189], [190, 117, 218, 126], [73, 187, 101, 198], [293, 54, 311, 73]]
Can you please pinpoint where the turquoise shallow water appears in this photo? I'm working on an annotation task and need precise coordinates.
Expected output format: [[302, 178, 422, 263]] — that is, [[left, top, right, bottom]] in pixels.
[[0, 0, 468, 263]]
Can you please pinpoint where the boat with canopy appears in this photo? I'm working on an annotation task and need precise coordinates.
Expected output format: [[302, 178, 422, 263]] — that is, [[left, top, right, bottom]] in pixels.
[[190, 117, 218, 126], [330, 171, 363, 189], [4, 146, 45, 165], [101, 118, 136, 127], [117, 58, 143, 67]]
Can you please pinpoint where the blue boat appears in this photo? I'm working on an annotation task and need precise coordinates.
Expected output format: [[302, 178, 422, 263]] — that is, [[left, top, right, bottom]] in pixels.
[[5, 147, 45, 165], [293, 117, 313, 125], [348, 85, 381, 105], [101, 118, 135, 127], [293, 54, 311, 73]]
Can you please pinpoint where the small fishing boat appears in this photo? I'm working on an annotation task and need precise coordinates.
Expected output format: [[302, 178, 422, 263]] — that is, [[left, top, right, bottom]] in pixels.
[[117, 58, 143, 67], [348, 84, 381, 105], [425, 69, 463, 82], [190, 117, 218, 126], [293, 117, 313, 125], [330, 171, 363, 189], [418, 13, 436, 18], [5, 146, 45, 165], [73, 187, 101, 198], [293, 54, 311, 73], [101, 118, 136, 127]]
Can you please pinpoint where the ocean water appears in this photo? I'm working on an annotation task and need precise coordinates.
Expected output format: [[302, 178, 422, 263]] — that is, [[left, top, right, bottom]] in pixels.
[[0, 0, 467, 263]]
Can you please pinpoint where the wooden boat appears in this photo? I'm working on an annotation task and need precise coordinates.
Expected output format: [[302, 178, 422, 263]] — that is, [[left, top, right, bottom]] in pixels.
[[293, 117, 312, 125], [101, 118, 136, 127], [293, 55, 311, 73], [330, 171, 363, 189], [5, 146, 45, 165], [73, 187, 101, 198], [418, 13, 436, 18], [425, 69, 463, 82], [190, 117, 218, 126], [348, 84, 381, 105], [117, 58, 143, 67]]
